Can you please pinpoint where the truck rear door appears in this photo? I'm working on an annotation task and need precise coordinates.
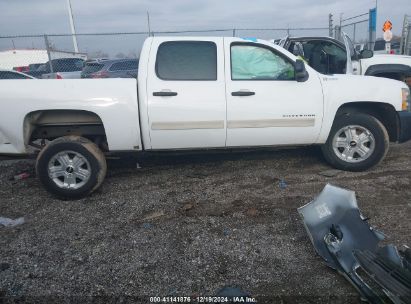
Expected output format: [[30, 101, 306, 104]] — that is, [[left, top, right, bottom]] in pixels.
[[146, 37, 226, 149]]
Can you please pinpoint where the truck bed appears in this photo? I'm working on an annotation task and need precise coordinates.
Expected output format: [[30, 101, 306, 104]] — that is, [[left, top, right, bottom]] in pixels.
[[0, 79, 141, 154]]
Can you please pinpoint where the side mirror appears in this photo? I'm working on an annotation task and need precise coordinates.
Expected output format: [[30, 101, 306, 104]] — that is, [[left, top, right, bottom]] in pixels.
[[360, 49, 373, 59], [295, 59, 308, 82]]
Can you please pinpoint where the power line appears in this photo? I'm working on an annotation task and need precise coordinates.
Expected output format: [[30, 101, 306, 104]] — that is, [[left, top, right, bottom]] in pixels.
[[0, 27, 330, 39], [341, 12, 369, 23]]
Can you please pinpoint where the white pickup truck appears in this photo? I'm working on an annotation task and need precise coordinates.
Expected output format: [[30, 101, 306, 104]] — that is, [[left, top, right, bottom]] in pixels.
[[279, 33, 411, 86], [1, 37, 411, 198]]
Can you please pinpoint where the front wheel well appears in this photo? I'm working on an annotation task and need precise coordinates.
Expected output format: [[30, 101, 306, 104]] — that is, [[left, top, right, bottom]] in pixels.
[[336, 102, 399, 142]]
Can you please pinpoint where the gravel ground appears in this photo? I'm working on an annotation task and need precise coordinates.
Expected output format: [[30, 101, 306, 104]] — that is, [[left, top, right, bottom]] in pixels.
[[0, 143, 410, 303]]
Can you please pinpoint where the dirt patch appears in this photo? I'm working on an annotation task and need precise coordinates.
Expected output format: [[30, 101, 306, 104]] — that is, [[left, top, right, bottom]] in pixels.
[[1, 143, 410, 302]]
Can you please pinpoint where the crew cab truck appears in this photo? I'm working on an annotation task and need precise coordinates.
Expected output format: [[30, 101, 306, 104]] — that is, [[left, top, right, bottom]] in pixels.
[[1, 37, 411, 199]]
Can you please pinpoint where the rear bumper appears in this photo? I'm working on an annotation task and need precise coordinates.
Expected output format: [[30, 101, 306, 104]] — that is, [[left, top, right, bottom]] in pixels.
[[398, 111, 411, 143]]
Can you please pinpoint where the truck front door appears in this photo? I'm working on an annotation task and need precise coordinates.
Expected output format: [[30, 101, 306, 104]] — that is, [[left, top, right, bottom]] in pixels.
[[224, 38, 324, 147], [146, 38, 226, 149]]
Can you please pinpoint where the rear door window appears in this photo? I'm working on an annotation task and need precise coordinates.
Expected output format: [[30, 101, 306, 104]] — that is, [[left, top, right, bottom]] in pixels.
[[156, 41, 217, 80]]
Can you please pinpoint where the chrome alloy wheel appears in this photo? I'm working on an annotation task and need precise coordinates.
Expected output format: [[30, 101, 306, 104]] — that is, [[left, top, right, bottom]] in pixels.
[[47, 150, 91, 189], [332, 125, 375, 163]]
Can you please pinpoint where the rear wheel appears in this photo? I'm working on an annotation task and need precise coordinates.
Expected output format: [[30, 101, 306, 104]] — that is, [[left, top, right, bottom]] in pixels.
[[321, 113, 389, 171], [36, 136, 107, 199]]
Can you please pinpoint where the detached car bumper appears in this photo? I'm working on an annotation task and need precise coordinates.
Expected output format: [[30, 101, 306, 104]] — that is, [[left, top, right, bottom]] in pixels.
[[398, 111, 411, 143]]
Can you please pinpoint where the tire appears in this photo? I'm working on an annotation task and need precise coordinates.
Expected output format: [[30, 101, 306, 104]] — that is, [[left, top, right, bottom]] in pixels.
[[36, 136, 107, 199], [321, 113, 389, 171]]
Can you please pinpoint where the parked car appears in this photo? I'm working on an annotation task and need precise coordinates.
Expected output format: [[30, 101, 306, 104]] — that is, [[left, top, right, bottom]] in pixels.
[[373, 39, 401, 54], [28, 63, 43, 71], [28, 63, 48, 78], [0, 69, 34, 79], [12, 66, 29, 73], [41, 58, 85, 79], [81, 58, 139, 78], [0, 49, 86, 71], [25, 63, 46, 78], [279, 34, 411, 86], [0, 37, 410, 198]]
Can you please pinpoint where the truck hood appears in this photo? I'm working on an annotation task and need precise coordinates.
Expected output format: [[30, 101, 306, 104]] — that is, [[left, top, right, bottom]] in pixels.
[[373, 54, 411, 60], [319, 74, 407, 112]]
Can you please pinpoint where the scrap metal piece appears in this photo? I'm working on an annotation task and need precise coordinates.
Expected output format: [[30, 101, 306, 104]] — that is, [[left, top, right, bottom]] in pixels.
[[402, 247, 411, 272], [298, 184, 411, 304], [298, 184, 383, 270], [354, 249, 411, 304]]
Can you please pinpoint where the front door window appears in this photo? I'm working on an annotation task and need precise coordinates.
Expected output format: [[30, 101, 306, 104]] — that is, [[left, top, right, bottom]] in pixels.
[[231, 44, 295, 80]]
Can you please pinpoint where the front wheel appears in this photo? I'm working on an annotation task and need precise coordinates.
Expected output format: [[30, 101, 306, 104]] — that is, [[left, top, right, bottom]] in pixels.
[[36, 136, 107, 199], [321, 113, 389, 171]]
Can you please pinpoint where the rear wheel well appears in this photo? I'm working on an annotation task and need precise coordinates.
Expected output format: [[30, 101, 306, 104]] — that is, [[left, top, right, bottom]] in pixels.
[[336, 102, 399, 142], [24, 110, 108, 151]]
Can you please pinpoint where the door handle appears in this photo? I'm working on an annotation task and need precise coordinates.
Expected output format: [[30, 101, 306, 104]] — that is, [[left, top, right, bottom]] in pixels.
[[153, 91, 178, 97], [231, 91, 255, 96]]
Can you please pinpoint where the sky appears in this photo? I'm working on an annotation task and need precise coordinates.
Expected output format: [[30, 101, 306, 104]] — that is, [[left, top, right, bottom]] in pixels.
[[0, 0, 409, 56]]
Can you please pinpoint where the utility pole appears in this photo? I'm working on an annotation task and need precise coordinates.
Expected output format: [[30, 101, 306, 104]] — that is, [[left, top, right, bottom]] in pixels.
[[44, 35, 54, 73], [147, 11, 152, 36], [66, 0, 79, 53], [375, 0, 378, 31], [329, 13, 333, 37]]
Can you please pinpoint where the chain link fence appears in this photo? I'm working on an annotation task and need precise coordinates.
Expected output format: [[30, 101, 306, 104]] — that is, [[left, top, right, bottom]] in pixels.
[[0, 27, 332, 79], [340, 20, 369, 44]]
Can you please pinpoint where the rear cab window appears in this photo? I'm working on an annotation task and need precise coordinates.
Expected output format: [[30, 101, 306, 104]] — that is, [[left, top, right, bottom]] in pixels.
[[155, 41, 217, 80]]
